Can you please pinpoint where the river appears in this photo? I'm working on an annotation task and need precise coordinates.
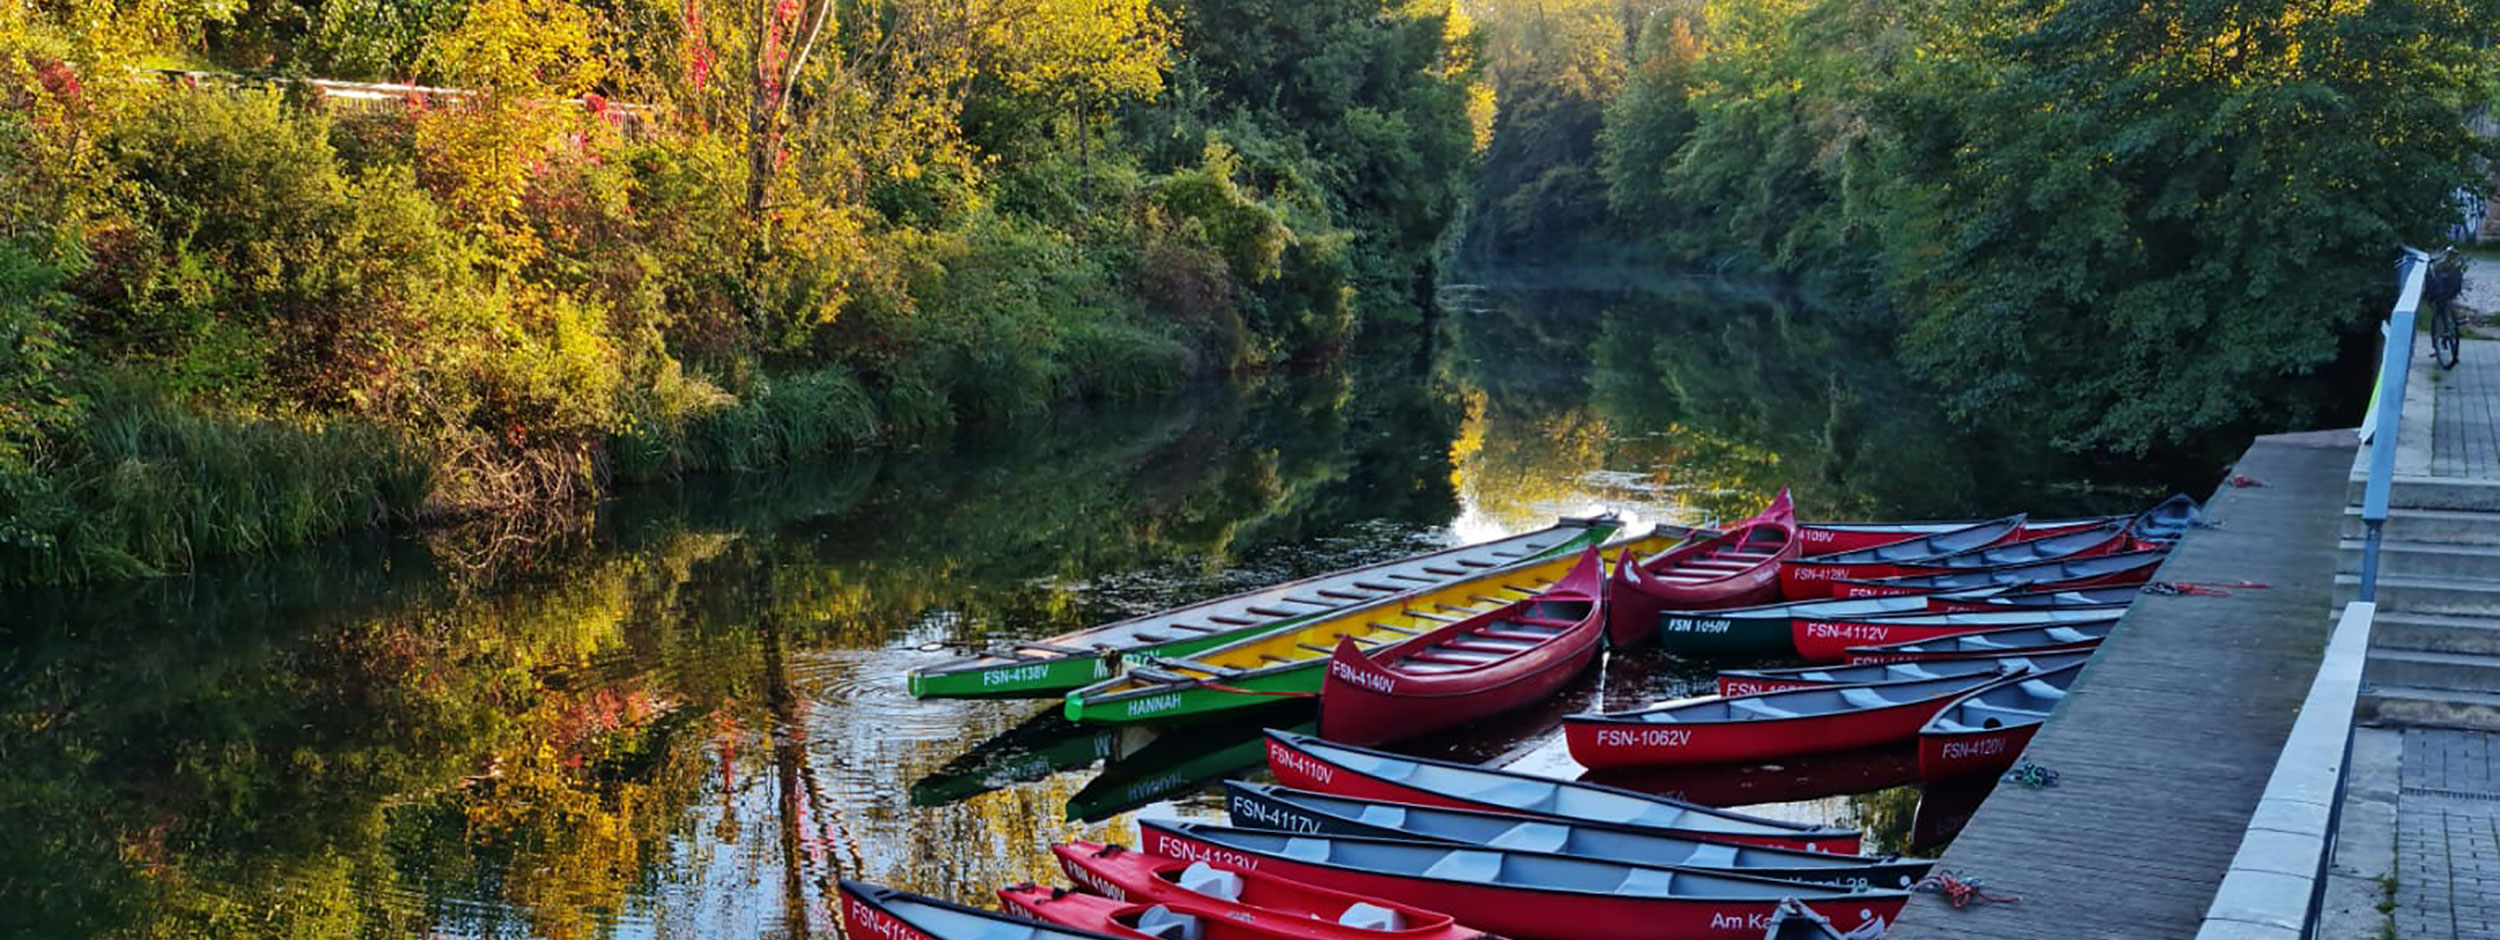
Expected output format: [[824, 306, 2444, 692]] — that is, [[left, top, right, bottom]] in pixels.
[[0, 273, 2217, 940]]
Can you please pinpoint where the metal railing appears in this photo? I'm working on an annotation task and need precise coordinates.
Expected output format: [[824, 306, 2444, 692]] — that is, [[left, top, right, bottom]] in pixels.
[[2357, 249, 2433, 602]]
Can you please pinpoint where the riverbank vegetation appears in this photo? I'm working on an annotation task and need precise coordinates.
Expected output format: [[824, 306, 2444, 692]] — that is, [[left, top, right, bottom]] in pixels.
[[0, 0, 1484, 583], [1459, 0, 2499, 452]]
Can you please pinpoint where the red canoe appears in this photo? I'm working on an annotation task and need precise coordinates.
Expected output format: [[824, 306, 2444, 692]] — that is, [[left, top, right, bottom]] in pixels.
[[1775, 515, 2026, 599], [1717, 649, 2095, 696], [1829, 549, 2168, 598], [1795, 514, 2122, 554], [1138, 821, 1907, 940], [1788, 608, 2124, 663], [1048, 841, 1486, 940], [1322, 549, 1607, 746], [1917, 661, 2085, 779], [1921, 584, 2144, 613], [999, 881, 1485, 940], [1843, 621, 2113, 664], [1563, 671, 2009, 769], [1263, 730, 1859, 853], [1607, 491, 1798, 646], [841, 881, 1123, 940]]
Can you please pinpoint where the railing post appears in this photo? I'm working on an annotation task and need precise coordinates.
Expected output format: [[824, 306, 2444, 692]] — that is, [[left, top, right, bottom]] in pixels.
[[2359, 252, 2431, 602]]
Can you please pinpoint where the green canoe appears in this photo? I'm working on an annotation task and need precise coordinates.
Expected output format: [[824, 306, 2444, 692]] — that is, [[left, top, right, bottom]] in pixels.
[[907, 516, 1623, 699], [1061, 529, 1691, 726]]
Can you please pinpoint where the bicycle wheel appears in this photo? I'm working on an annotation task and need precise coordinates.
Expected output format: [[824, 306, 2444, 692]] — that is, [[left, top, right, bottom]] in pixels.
[[2434, 304, 2462, 369]]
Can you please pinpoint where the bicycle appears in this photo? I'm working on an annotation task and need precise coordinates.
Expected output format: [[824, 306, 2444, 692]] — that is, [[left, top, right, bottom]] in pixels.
[[2426, 247, 2466, 370]]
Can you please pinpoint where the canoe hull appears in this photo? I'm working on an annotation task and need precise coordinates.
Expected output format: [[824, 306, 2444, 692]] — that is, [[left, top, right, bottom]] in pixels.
[[1832, 551, 2166, 599], [1050, 841, 1474, 940], [1262, 732, 1860, 854], [1138, 824, 1904, 940], [1565, 697, 1958, 769], [1789, 614, 2119, 664], [1320, 552, 1607, 746], [1918, 723, 2044, 780], [1607, 492, 1796, 647], [1655, 608, 1799, 657], [1846, 640, 2102, 665]]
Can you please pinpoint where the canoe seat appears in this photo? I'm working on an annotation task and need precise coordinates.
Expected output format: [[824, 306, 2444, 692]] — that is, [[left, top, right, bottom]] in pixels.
[[2018, 679, 2069, 700], [1470, 779, 1559, 810], [1178, 862, 1245, 902], [1135, 906, 1204, 940], [1614, 865, 1680, 895], [2044, 627, 2092, 643], [1838, 687, 1893, 709], [1729, 698, 1799, 719], [1679, 842, 1738, 868], [1445, 638, 1536, 653], [1282, 837, 1333, 863], [1355, 804, 1410, 827], [1514, 617, 1578, 628], [1421, 850, 1503, 882], [1337, 903, 1406, 932], [1485, 823, 1570, 853]]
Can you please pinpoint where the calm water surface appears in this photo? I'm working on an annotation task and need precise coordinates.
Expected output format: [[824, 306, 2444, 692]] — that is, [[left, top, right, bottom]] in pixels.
[[0, 275, 2211, 940]]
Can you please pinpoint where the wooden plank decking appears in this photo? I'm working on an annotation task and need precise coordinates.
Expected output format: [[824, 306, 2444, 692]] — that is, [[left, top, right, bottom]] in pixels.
[[1886, 430, 2356, 940]]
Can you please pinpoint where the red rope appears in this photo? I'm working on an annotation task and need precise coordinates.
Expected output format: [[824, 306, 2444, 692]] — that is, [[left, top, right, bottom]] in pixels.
[[2145, 579, 2269, 597], [2228, 474, 2265, 488], [1915, 870, 2021, 908]]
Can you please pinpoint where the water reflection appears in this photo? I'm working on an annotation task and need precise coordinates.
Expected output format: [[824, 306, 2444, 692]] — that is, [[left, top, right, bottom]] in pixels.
[[1, 272, 2196, 940]]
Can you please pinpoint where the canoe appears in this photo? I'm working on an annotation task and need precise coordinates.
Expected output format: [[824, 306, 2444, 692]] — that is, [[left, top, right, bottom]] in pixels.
[[1829, 548, 2168, 598], [1921, 585, 2143, 613], [910, 710, 1118, 807], [998, 883, 1478, 940], [1654, 591, 2002, 657], [1843, 622, 2114, 665], [2128, 494, 2203, 545], [1718, 649, 2094, 696], [1608, 491, 1798, 647], [839, 880, 1122, 940], [1788, 522, 2132, 600], [909, 516, 1624, 698], [1788, 608, 2124, 663], [1047, 840, 1482, 940], [1563, 671, 2009, 769], [1764, 898, 1850, 940], [1795, 514, 2122, 554], [1917, 661, 2086, 779], [1262, 730, 1860, 853], [1138, 821, 1908, 940], [1774, 515, 2026, 599], [1222, 782, 1931, 892], [1321, 549, 1606, 746], [1064, 531, 1686, 726]]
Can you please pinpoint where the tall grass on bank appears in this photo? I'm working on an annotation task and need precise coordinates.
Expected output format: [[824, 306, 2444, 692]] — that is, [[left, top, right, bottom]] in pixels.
[[0, 379, 430, 585]]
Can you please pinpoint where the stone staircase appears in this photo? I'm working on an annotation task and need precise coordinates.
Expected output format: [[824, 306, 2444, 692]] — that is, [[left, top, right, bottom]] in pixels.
[[2340, 467, 2500, 731]]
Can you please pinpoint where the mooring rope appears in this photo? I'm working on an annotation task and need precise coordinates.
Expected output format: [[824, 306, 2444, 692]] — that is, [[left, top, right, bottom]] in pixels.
[[1914, 869, 2022, 908]]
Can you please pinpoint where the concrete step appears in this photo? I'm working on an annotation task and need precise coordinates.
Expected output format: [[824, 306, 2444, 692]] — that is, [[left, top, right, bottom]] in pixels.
[[2362, 648, 2500, 693], [2339, 506, 2500, 546], [2356, 685, 2500, 732], [2346, 473, 2500, 512], [2334, 573, 2500, 616], [2335, 539, 2500, 580], [2372, 611, 2500, 656]]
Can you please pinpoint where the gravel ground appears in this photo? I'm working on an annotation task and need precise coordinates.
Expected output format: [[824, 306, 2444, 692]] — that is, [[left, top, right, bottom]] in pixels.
[[2460, 254, 2500, 316]]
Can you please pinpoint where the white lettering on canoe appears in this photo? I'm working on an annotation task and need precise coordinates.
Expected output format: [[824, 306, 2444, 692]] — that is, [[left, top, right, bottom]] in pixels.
[[1125, 693, 1183, 718], [1802, 622, 1894, 643], [1267, 740, 1336, 785], [1148, 834, 1262, 871], [1064, 864, 1127, 900], [1593, 727, 1693, 748], [846, 897, 927, 940], [1708, 912, 1771, 931], [984, 663, 1052, 687], [1664, 616, 1733, 635], [1721, 679, 1810, 696], [1229, 794, 1323, 833], [1328, 659, 1396, 693], [1794, 567, 1839, 581], [1940, 738, 2007, 760]]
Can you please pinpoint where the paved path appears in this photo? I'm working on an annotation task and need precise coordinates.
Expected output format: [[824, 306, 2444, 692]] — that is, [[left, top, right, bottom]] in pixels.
[[1886, 431, 2352, 940], [2430, 338, 2500, 479], [2396, 729, 2500, 940]]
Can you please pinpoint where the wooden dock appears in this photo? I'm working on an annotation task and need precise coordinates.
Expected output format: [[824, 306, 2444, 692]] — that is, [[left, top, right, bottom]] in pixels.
[[1886, 430, 2356, 940]]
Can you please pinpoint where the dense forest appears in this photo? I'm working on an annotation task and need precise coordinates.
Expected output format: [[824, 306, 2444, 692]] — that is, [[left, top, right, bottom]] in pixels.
[[4, 0, 2497, 585]]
